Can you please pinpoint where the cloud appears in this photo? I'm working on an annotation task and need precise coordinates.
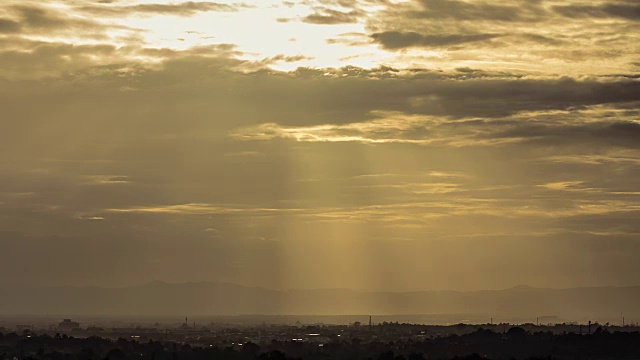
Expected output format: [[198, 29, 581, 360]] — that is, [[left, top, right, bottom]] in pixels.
[[2, 48, 639, 123], [230, 106, 640, 148], [0, 13, 638, 292], [486, 119, 640, 148], [370, 0, 640, 24], [302, 8, 363, 24], [106, 203, 308, 216], [0, 39, 242, 79], [358, 0, 640, 75], [14, 5, 94, 30], [371, 31, 500, 49], [0, 40, 128, 79], [553, 3, 640, 21], [76, 1, 249, 17], [539, 181, 593, 192], [1, 4, 138, 40], [514, 33, 565, 46], [83, 175, 131, 185], [0, 18, 21, 33], [542, 153, 640, 166], [102, 197, 640, 225], [78, 215, 105, 221], [408, 0, 546, 22], [254, 54, 314, 67]]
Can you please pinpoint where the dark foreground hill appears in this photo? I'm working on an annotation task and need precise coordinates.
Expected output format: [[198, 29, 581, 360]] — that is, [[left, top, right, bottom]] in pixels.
[[1, 282, 638, 321]]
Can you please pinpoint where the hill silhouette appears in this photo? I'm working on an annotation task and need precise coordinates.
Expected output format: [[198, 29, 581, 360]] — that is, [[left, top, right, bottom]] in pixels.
[[1, 282, 638, 321]]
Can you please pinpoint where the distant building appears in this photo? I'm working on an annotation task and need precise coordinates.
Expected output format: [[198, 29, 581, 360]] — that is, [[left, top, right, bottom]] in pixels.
[[179, 317, 193, 330], [58, 319, 80, 331]]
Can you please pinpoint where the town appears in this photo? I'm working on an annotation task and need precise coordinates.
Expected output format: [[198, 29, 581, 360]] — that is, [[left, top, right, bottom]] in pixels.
[[2, 317, 640, 360]]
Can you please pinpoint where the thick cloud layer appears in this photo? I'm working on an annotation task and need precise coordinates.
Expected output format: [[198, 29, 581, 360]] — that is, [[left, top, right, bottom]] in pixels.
[[0, 0, 639, 294]]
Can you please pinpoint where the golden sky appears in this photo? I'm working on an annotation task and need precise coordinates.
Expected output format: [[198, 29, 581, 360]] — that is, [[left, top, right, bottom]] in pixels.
[[1, 0, 640, 292]]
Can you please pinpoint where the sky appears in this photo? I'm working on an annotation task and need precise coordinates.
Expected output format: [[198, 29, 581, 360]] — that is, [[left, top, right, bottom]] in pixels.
[[1, 0, 639, 292]]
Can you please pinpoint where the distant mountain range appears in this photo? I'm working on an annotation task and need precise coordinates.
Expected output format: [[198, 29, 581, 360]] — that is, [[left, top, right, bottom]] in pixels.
[[1, 282, 638, 322]]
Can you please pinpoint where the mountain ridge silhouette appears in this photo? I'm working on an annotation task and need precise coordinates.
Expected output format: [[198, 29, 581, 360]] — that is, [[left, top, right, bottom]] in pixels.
[[1, 282, 638, 320]]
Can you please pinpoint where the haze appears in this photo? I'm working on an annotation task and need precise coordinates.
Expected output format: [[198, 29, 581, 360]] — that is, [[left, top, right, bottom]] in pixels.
[[1, 0, 640, 300]]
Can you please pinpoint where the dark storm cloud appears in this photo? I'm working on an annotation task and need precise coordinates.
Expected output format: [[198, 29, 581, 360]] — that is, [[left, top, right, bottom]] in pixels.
[[76, 1, 249, 17], [370, 31, 500, 49]]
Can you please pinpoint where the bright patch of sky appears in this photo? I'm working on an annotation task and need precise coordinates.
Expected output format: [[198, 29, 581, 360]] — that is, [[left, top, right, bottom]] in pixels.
[[97, 0, 393, 70]]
